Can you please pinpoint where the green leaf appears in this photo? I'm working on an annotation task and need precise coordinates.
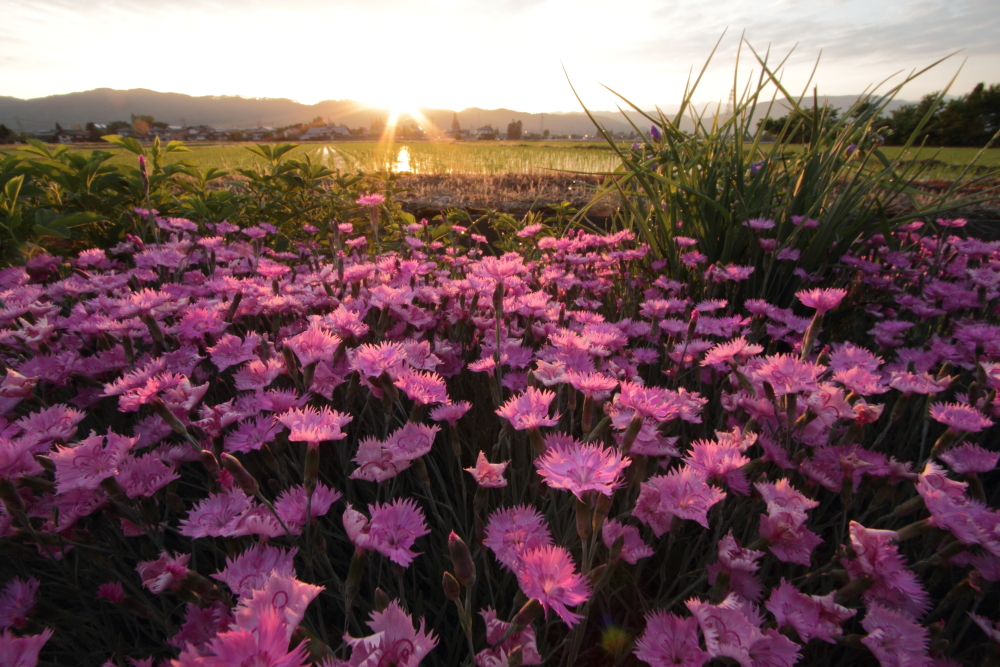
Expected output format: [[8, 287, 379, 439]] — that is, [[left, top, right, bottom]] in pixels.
[[33, 223, 70, 239], [102, 135, 145, 156], [165, 140, 190, 153]]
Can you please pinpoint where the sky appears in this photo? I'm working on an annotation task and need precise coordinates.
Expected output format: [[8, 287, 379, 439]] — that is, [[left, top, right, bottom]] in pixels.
[[1, 0, 998, 113]]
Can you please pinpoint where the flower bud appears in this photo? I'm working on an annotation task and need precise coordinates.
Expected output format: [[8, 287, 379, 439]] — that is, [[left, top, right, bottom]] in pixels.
[[200, 449, 219, 474], [448, 532, 476, 587], [373, 587, 390, 612], [510, 598, 543, 633], [442, 572, 461, 601], [0, 478, 25, 514], [220, 453, 259, 496], [506, 646, 523, 667]]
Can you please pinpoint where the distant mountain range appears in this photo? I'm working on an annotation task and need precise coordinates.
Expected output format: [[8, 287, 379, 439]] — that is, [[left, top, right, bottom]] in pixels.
[[0, 88, 916, 136]]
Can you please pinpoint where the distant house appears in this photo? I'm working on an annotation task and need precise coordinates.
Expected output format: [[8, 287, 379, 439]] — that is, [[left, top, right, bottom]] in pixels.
[[55, 129, 90, 144], [245, 127, 274, 141], [300, 125, 352, 141], [476, 126, 498, 140], [171, 125, 216, 142]]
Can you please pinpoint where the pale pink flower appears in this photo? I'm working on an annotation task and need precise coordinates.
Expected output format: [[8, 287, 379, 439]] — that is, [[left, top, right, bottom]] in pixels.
[[795, 288, 847, 314], [860, 604, 930, 667], [344, 499, 430, 567], [14, 404, 84, 452], [701, 337, 763, 369], [754, 354, 822, 396], [429, 400, 472, 426], [756, 479, 823, 566], [212, 544, 298, 599], [202, 607, 309, 667], [233, 572, 323, 637], [50, 431, 135, 493], [136, 551, 190, 594], [357, 193, 385, 207], [118, 452, 180, 498], [534, 437, 629, 499], [685, 440, 750, 495], [0, 628, 53, 667], [350, 341, 407, 379], [686, 595, 800, 667], [340, 600, 437, 667], [888, 371, 949, 395], [224, 415, 283, 454], [567, 372, 618, 400], [495, 387, 559, 430], [483, 505, 553, 570], [284, 326, 341, 367], [929, 402, 994, 432], [350, 436, 411, 483], [394, 370, 449, 406], [617, 381, 679, 422], [515, 545, 591, 626], [178, 487, 253, 539], [633, 611, 708, 667], [743, 218, 776, 230], [0, 576, 38, 629], [765, 579, 855, 643], [0, 436, 43, 479], [843, 521, 930, 619], [385, 422, 439, 460], [207, 333, 260, 372], [476, 607, 542, 666], [276, 406, 352, 446], [601, 520, 654, 564], [465, 452, 509, 488]]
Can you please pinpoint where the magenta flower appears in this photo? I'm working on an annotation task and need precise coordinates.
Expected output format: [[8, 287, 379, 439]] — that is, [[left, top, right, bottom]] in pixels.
[[341, 600, 438, 667], [687, 595, 800, 667], [515, 545, 591, 626], [0, 436, 44, 479], [350, 436, 411, 483], [465, 451, 509, 488], [273, 483, 342, 534], [477, 607, 542, 666], [929, 402, 994, 432], [284, 326, 341, 367], [843, 521, 930, 619], [50, 431, 136, 493], [350, 341, 407, 379], [938, 442, 999, 474], [136, 551, 190, 594], [601, 520, 654, 564], [795, 288, 847, 314], [483, 505, 553, 570], [754, 354, 822, 396], [14, 404, 84, 452], [118, 452, 180, 498], [0, 628, 53, 667], [633, 611, 708, 667], [567, 372, 619, 400], [394, 370, 449, 406], [534, 437, 629, 499], [357, 193, 385, 207], [701, 337, 763, 369], [178, 487, 253, 539], [685, 440, 750, 495], [386, 422, 440, 461], [706, 532, 764, 602], [633, 467, 726, 535], [495, 387, 559, 430], [743, 217, 776, 230], [860, 604, 930, 667], [213, 544, 298, 600], [207, 333, 261, 371], [202, 606, 309, 667], [766, 579, 855, 644], [276, 406, 352, 446], [756, 479, 823, 566], [225, 415, 283, 454], [887, 371, 949, 395], [0, 576, 39, 629], [617, 381, 679, 422], [429, 400, 471, 426], [343, 499, 430, 568]]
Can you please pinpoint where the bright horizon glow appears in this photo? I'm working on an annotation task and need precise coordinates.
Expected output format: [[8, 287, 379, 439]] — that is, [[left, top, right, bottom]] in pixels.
[[1, 0, 997, 114]]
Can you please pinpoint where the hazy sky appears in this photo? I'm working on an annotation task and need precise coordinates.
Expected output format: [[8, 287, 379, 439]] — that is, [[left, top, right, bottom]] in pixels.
[[1, 0, 998, 112]]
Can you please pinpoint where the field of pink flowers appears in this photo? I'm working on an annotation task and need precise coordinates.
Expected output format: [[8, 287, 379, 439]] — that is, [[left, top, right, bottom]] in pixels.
[[1, 187, 999, 667]]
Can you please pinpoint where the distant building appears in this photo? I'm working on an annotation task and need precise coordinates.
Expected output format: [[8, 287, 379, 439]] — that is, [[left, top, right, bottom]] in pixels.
[[300, 125, 352, 141], [54, 129, 90, 143], [476, 126, 497, 140]]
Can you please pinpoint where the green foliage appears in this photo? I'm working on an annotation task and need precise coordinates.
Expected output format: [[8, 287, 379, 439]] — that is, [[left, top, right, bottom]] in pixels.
[[571, 39, 1000, 308], [882, 82, 1000, 146]]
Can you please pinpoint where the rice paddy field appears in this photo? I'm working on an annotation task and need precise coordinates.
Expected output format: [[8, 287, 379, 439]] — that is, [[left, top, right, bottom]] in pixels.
[[7, 140, 1000, 177]]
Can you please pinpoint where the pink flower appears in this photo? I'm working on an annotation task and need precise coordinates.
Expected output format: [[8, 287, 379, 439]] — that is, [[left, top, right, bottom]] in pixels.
[[95, 582, 126, 604], [118, 452, 180, 498], [743, 218, 775, 230], [756, 479, 823, 566], [385, 422, 439, 461], [701, 337, 763, 369], [483, 505, 553, 570], [136, 551, 190, 594], [969, 613, 1000, 644], [686, 595, 800, 667], [350, 436, 411, 483], [178, 487, 253, 539], [633, 467, 726, 535], [534, 437, 629, 499], [201, 607, 309, 667], [515, 545, 591, 626], [601, 520, 654, 564], [706, 532, 764, 602], [350, 341, 407, 379], [465, 452, 509, 488], [888, 371, 949, 395], [394, 370, 449, 406], [567, 372, 618, 400], [754, 354, 822, 396], [476, 607, 542, 666], [213, 544, 298, 599], [429, 400, 471, 426], [495, 387, 559, 430], [14, 404, 84, 452], [860, 604, 930, 667], [0, 436, 43, 479], [0, 576, 38, 629], [273, 483, 342, 534], [938, 442, 999, 474], [225, 416, 283, 454], [344, 499, 430, 567], [685, 440, 750, 495], [795, 288, 847, 314], [929, 402, 994, 432], [232, 572, 323, 637], [0, 628, 53, 667], [357, 193, 385, 207], [341, 600, 437, 667], [843, 522, 930, 619], [284, 326, 341, 367], [167, 601, 232, 653], [207, 333, 260, 371], [276, 406, 352, 446], [765, 579, 855, 643], [633, 611, 708, 667], [617, 381, 679, 422], [50, 431, 136, 493]]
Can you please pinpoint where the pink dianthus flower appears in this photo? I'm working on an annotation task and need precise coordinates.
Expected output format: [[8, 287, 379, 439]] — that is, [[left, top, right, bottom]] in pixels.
[[515, 545, 591, 627], [495, 387, 559, 430], [483, 505, 553, 570], [465, 452, 509, 488], [633, 611, 707, 667], [534, 437, 629, 500], [276, 406, 352, 446]]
